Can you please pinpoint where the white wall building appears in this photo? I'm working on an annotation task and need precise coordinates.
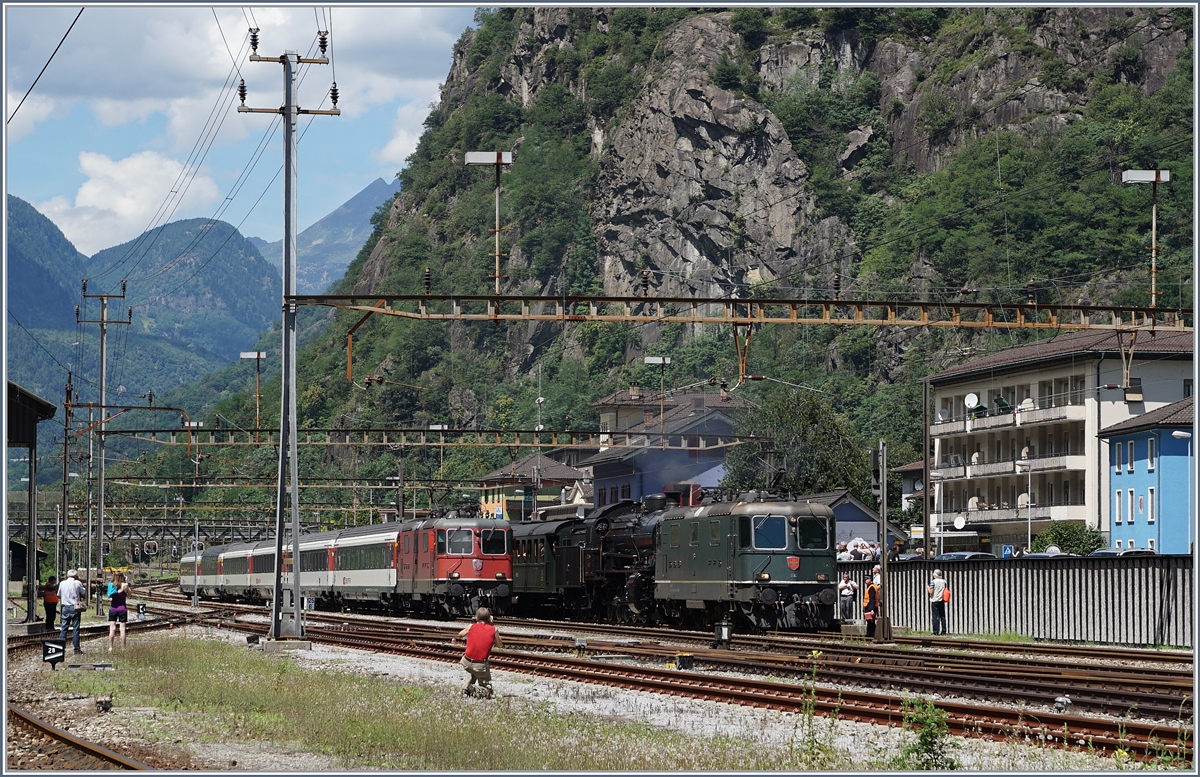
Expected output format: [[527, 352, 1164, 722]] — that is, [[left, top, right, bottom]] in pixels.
[[926, 330, 1192, 553]]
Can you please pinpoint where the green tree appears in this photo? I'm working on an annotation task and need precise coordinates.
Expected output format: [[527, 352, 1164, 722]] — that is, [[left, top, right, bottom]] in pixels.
[[722, 389, 870, 501], [1031, 522, 1107, 555]]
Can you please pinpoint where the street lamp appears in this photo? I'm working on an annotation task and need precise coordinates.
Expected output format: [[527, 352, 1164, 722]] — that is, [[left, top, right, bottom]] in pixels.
[[1121, 169, 1170, 308], [1016, 459, 1033, 550], [240, 351, 265, 442], [1172, 430, 1192, 553], [465, 151, 513, 295], [644, 356, 671, 448]]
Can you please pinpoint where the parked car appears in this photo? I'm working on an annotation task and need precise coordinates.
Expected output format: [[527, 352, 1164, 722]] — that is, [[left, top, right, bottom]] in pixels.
[[1088, 548, 1158, 557], [1020, 552, 1080, 559], [932, 552, 997, 561], [894, 553, 924, 562]]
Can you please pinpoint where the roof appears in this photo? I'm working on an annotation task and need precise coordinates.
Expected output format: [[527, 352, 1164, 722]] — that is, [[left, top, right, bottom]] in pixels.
[[7, 381, 56, 446], [793, 488, 910, 540], [1099, 396, 1194, 437], [478, 452, 589, 485], [929, 330, 1193, 385], [892, 457, 933, 474]]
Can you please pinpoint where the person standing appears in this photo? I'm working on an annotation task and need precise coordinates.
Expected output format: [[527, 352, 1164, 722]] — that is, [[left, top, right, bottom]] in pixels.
[[457, 607, 504, 698], [862, 576, 880, 638], [42, 575, 59, 629], [837, 572, 859, 621], [107, 572, 130, 652], [57, 570, 88, 654], [928, 569, 948, 636]]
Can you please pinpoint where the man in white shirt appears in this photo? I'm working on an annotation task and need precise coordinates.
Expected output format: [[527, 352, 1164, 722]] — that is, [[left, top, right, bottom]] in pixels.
[[57, 569, 88, 654]]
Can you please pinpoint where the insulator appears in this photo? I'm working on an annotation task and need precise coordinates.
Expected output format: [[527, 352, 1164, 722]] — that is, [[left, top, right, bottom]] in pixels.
[[81, 279, 88, 294], [423, 267, 432, 295], [180, 415, 187, 429], [1026, 276, 1036, 304], [832, 272, 841, 300], [329, 81, 339, 108], [75, 305, 80, 321], [121, 279, 127, 295], [249, 28, 259, 54], [318, 31, 328, 57], [641, 269, 650, 297], [238, 79, 247, 105], [127, 307, 133, 322]]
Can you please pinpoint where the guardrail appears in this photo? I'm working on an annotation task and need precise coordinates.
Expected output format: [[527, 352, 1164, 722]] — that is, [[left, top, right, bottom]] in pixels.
[[837, 556, 1192, 648]]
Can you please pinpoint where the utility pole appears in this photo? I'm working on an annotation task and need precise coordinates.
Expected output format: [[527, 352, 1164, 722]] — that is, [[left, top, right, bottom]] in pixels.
[[78, 280, 131, 615], [872, 439, 892, 643], [239, 27, 340, 640], [59, 371, 73, 581]]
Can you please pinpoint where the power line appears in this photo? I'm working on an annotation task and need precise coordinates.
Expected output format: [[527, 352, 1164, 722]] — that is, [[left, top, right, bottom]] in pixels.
[[7, 7, 83, 125]]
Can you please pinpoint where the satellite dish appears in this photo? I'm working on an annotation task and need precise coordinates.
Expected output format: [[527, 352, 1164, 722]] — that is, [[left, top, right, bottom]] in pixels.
[[1046, 544, 1061, 554], [953, 516, 966, 530], [965, 392, 979, 408]]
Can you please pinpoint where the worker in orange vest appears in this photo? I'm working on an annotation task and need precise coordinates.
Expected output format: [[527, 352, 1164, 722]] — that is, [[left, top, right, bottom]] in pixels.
[[42, 575, 59, 629]]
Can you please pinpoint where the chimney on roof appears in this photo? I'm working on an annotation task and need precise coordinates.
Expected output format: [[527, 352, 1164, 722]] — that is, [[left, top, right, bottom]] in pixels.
[[692, 397, 704, 409], [644, 410, 655, 426], [629, 384, 641, 400]]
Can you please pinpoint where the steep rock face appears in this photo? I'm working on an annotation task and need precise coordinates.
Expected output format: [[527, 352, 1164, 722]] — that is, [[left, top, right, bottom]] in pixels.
[[592, 14, 849, 302]]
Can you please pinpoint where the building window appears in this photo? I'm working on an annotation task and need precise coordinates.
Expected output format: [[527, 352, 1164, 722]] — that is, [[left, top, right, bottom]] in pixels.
[[1115, 490, 1123, 524], [597, 488, 605, 507], [1063, 481, 1070, 505], [1147, 487, 1155, 524], [1116, 539, 1123, 548], [1128, 490, 1135, 524], [1147, 437, 1156, 472], [620, 483, 631, 500], [1115, 443, 1123, 472], [609, 486, 618, 504], [1186, 379, 1193, 397], [1127, 441, 1135, 473], [1148, 538, 1155, 551]]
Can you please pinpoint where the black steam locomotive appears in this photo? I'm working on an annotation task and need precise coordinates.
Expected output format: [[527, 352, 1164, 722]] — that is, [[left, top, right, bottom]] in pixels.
[[511, 491, 838, 632]]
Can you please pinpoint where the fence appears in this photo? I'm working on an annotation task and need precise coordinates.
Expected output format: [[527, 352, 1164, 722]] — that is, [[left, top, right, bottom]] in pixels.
[[836, 557, 1192, 648]]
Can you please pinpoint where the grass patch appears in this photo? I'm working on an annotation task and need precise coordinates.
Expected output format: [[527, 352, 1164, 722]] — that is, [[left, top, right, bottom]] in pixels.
[[42, 634, 860, 770]]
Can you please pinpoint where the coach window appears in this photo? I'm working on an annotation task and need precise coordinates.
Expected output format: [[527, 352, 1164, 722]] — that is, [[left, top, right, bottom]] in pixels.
[[481, 528, 506, 555], [689, 522, 700, 546], [753, 516, 788, 550], [709, 520, 721, 546], [796, 517, 829, 549], [670, 522, 680, 548]]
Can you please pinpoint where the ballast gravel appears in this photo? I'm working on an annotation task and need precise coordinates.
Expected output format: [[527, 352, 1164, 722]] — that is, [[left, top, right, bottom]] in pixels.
[[4, 624, 1162, 770]]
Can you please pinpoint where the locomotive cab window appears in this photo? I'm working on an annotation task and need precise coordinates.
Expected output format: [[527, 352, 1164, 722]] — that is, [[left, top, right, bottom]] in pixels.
[[446, 529, 473, 555], [481, 528, 507, 555], [436, 530, 447, 555], [795, 517, 829, 549], [689, 522, 700, 546], [403, 535, 411, 555], [753, 516, 788, 549]]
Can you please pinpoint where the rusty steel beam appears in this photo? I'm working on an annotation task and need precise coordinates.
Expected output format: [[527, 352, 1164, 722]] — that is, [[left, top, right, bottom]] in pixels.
[[289, 293, 1192, 332], [103, 427, 761, 451]]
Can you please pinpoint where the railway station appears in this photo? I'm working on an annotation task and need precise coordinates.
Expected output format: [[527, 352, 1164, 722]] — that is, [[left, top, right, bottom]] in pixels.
[[6, 4, 1196, 772]]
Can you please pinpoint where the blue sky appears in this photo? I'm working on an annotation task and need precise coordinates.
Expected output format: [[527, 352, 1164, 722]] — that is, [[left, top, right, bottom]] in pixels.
[[5, 5, 478, 255]]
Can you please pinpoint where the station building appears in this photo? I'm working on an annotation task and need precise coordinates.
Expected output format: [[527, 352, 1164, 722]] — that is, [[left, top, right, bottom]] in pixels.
[[1098, 396, 1194, 553], [924, 330, 1192, 553]]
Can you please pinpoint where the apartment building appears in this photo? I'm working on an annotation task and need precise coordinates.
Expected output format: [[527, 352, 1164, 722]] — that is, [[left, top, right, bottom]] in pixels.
[[926, 330, 1192, 552]]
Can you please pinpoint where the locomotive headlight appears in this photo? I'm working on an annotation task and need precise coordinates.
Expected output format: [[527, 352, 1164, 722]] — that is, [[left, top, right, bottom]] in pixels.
[[449, 572, 461, 580], [815, 573, 828, 582], [756, 572, 771, 582], [495, 572, 506, 580]]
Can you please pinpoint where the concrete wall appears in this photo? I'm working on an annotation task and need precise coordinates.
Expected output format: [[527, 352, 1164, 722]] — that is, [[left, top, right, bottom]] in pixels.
[[837, 557, 1192, 647]]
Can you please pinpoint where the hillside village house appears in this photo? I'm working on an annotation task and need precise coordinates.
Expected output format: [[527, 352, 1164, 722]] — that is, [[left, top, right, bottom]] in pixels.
[[925, 330, 1192, 554], [1098, 396, 1194, 554], [478, 453, 590, 522], [583, 387, 751, 505]]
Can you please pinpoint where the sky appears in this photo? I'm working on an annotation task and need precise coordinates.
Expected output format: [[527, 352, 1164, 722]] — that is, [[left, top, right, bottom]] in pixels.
[[4, 4, 478, 255]]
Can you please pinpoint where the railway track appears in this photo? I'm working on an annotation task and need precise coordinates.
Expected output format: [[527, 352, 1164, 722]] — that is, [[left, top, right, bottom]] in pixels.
[[199, 614, 1193, 762], [6, 704, 151, 770]]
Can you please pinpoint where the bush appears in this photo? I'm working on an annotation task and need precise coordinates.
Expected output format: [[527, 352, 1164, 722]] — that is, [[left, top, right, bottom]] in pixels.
[[1032, 522, 1107, 556]]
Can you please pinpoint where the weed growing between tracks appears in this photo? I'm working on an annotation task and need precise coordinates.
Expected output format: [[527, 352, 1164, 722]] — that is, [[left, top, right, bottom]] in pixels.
[[892, 697, 960, 770]]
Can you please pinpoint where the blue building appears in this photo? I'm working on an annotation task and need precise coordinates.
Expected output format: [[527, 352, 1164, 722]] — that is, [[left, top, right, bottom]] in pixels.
[[800, 489, 909, 549], [1098, 397, 1194, 554]]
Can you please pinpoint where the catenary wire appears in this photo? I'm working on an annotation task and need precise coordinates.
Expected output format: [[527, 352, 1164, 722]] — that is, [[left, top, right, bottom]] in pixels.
[[7, 7, 83, 125]]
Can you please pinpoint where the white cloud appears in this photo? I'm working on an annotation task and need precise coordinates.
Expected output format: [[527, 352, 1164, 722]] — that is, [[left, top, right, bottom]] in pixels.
[[376, 88, 442, 170], [36, 150, 220, 255]]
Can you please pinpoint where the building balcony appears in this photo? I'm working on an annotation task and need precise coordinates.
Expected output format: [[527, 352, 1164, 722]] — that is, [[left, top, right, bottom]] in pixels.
[[932, 453, 1088, 482], [1019, 454, 1087, 473], [930, 418, 966, 436], [1019, 404, 1087, 426], [969, 412, 1016, 431], [934, 502, 1087, 527]]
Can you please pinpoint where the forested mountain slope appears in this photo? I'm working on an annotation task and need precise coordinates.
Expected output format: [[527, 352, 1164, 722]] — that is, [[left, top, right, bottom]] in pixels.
[[155, 7, 1193, 502]]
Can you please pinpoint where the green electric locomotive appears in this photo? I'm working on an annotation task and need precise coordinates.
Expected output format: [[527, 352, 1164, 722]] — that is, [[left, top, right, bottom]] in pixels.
[[654, 492, 838, 630]]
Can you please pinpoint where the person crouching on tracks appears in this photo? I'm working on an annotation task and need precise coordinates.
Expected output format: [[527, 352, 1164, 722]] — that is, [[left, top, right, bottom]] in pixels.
[[107, 572, 131, 652], [457, 607, 504, 698]]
